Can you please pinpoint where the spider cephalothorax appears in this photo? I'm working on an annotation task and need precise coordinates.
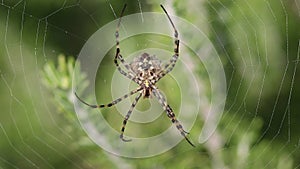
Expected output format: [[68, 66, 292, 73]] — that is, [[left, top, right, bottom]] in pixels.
[[130, 53, 162, 97], [75, 4, 195, 147]]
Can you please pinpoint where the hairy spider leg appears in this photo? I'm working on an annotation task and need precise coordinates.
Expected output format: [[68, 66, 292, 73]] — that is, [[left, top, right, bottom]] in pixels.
[[118, 54, 132, 71], [120, 92, 143, 142], [114, 4, 139, 84], [157, 5, 180, 81], [117, 53, 140, 83], [74, 87, 143, 109], [152, 87, 195, 147]]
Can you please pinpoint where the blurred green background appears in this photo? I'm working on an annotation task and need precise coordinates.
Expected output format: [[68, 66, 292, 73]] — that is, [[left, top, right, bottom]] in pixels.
[[0, 0, 299, 168]]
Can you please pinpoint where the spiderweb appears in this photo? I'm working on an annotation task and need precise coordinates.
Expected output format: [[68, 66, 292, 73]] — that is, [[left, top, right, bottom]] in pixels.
[[0, 0, 299, 168]]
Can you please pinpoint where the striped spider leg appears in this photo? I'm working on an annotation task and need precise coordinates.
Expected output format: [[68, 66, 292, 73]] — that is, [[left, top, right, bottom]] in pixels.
[[114, 4, 140, 85], [152, 87, 195, 147], [120, 91, 142, 141], [75, 87, 142, 108], [75, 87, 143, 141], [150, 8, 195, 147], [156, 5, 180, 81]]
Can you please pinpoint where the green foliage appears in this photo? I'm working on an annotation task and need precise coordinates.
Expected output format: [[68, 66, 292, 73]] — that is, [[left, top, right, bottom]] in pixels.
[[42, 55, 83, 125], [220, 113, 294, 169], [41, 54, 93, 146]]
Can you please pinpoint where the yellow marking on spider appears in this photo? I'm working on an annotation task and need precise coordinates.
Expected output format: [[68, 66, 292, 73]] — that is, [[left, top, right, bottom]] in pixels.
[[145, 80, 150, 87]]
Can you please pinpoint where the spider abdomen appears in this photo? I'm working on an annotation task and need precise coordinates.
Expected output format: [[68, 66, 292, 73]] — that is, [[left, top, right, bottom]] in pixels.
[[130, 53, 162, 74]]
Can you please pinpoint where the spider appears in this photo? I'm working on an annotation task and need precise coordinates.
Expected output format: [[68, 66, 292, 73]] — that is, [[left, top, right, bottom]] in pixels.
[[75, 4, 195, 147]]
